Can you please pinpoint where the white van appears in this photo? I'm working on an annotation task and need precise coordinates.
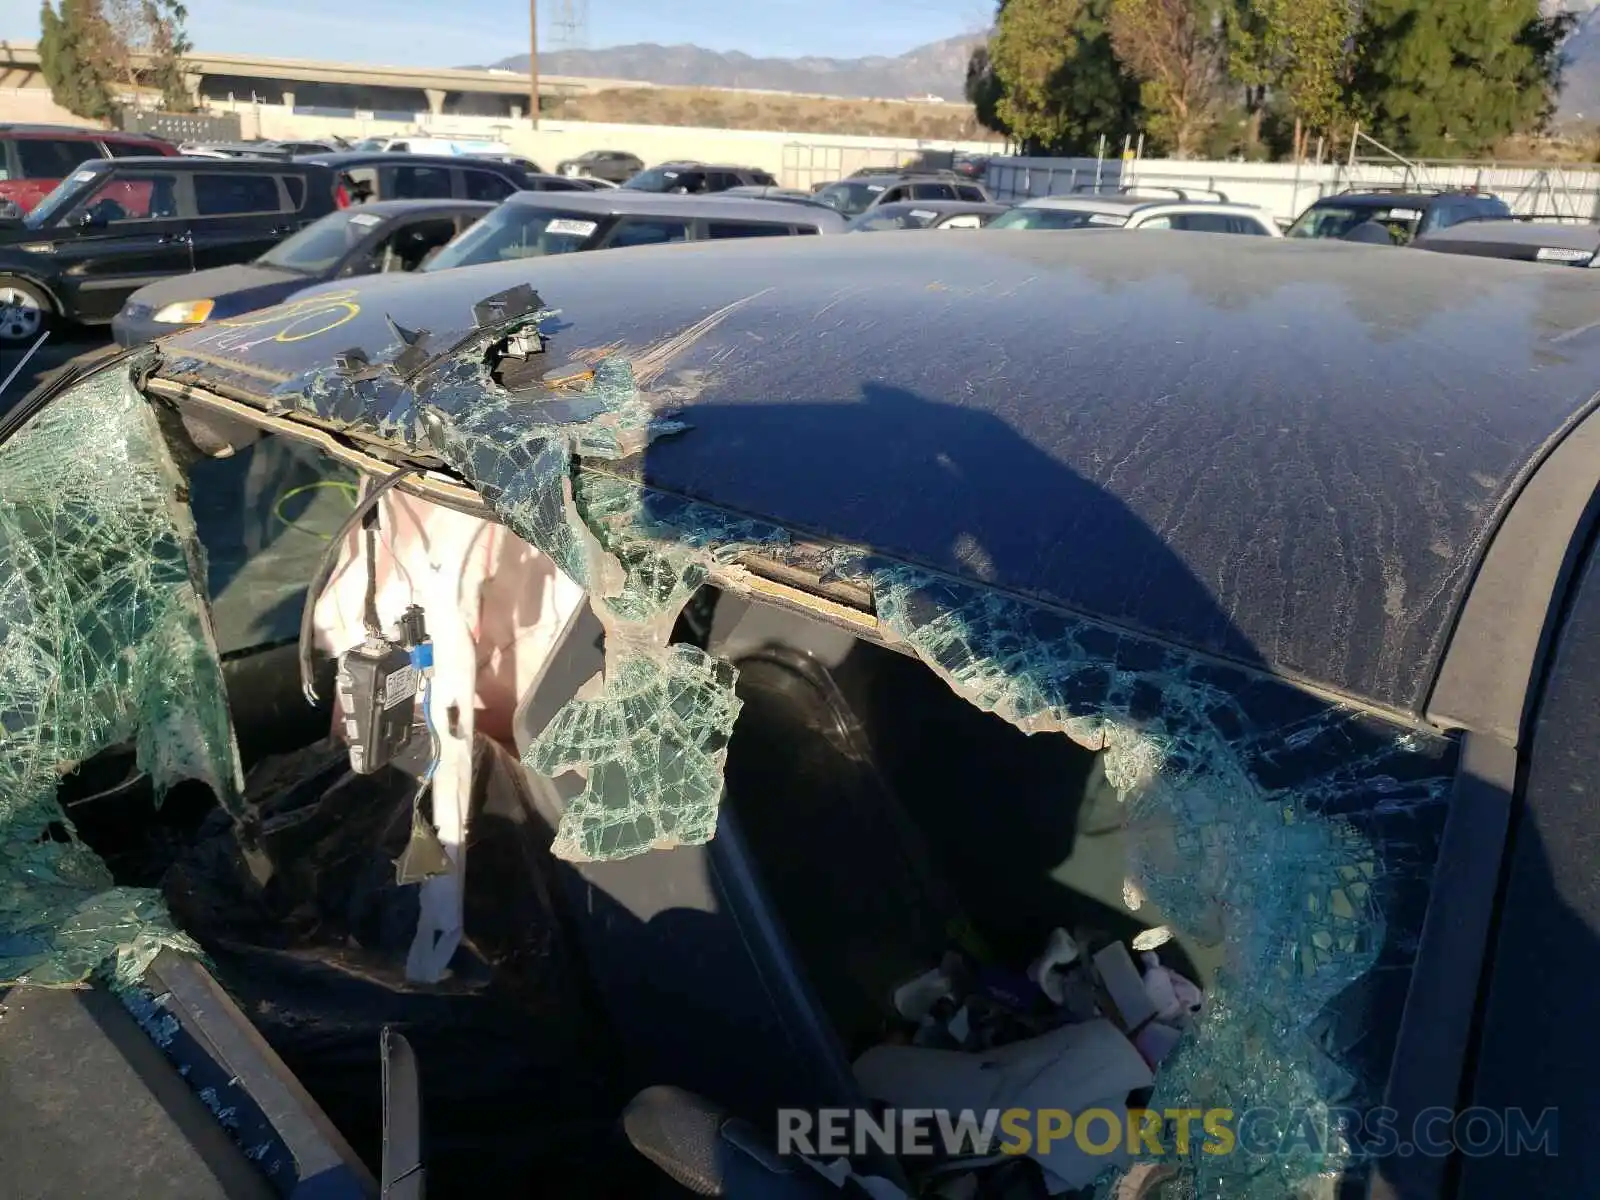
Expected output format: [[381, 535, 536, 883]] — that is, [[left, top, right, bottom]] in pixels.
[[381, 136, 516, 158]]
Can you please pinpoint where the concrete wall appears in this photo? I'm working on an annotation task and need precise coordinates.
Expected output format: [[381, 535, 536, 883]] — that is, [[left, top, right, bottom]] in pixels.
[[196, 98, 1000, 181], [0, 86, 101, 127], [986, 155, 1600, 224]]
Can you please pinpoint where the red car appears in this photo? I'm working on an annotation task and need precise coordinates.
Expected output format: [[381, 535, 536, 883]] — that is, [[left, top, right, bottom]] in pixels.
[[0, 123, 177, 216]]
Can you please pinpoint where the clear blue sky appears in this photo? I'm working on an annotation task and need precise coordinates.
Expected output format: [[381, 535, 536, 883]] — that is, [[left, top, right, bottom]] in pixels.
[[3, 0, 990, 67]]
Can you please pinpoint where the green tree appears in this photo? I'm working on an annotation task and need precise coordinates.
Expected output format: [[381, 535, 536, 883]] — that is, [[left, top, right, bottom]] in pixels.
[[985, 0, 1143, 154], [103, 0, 194, 112], [965, 42, 1011, 140], [1348, 0, 1573, 157], [38, 0, 117, 121], [1108, 0, 1226, 157], [1228, 0, 1357, 153]]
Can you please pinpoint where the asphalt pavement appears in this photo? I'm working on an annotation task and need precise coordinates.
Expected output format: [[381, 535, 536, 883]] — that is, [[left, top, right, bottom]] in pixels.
[[0, 329, 116, 417]]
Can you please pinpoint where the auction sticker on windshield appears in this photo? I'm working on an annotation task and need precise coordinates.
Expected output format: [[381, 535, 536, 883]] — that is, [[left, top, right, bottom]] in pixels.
[[349, 212, 382, 227], [547, 219, 598, 237]]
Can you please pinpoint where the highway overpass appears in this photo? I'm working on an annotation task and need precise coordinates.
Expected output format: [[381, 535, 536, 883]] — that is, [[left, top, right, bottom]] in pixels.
[[0, 40, 647, 119]]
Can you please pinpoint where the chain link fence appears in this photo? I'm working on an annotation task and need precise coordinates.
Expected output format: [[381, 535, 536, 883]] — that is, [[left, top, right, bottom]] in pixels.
[[984, 154, 1600, 225]]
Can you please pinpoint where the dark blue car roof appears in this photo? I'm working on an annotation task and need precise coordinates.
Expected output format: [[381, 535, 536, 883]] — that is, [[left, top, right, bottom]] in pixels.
[[148, 233, 1600, 713]]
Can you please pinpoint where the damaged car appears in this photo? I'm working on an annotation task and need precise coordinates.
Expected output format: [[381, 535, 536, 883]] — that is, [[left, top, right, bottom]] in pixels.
[[3, 232, 1599, 1200]]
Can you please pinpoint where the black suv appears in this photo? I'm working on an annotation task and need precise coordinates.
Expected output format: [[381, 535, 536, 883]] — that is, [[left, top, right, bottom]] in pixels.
[[0, 155, 335, 343], [300, 151, 590, 206], [620, 162, 779, 194], [1286, 188, 1512, 244]]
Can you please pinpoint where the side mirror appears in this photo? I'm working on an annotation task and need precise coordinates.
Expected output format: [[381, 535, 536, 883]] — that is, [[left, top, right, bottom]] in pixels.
[[76, 207, 107, 228]]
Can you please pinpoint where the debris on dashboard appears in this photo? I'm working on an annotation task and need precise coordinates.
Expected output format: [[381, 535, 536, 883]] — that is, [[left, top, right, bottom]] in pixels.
[[864, 928, 1204, 1193]]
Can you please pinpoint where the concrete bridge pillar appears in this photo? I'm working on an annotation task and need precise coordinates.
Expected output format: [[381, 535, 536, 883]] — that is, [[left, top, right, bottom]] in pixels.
[[424, 88, 446, 116], [281, 89, 296, 110]]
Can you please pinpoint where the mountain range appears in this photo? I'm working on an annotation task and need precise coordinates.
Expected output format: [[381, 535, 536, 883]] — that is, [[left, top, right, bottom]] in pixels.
[[489, 35, 984, 101], [489, 11, 1600, 118]]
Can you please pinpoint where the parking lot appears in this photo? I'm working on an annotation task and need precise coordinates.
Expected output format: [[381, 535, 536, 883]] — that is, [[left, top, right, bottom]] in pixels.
[[0, 329, 107, 415]]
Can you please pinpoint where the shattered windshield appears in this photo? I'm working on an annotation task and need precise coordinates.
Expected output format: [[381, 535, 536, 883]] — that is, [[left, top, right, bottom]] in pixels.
[[423, 204, 597, 270], [0, 299, 1463, 1198]]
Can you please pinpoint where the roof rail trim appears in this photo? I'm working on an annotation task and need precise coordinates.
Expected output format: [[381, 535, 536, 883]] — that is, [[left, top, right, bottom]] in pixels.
[[1427, 394, 1600, 744]]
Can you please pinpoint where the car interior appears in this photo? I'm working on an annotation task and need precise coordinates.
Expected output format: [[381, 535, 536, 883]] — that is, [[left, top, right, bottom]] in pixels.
[[47, 412, 1203, 1199], [372, 218, 461, 272]]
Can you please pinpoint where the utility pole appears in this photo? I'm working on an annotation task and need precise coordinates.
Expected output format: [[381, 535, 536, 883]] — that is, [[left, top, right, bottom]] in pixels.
[[528, 0, 540, 128]]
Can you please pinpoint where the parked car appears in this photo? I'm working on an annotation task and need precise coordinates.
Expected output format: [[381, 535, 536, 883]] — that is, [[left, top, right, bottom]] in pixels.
[[111, 199, 494, 345], [1414, 219, 1600, 267], [846, 200, 1011, 231], [0, 123, 176, 217], [7, 233, 1600, 1198], [416, 190, 845, 272], [555, 149, 644, 184], [988, 191, 1280, 235], [620, 162, 779, 194], [1286, 188, 1512, 245], [380, 136, 516, 157], [814, 173, 992, 217], [178, 139, 296, 161], [298, 151, 589, 207], [723, 185, 825, 203], [262, 139, 343, 156], [0, 155, 338, 344], [467, 152, 547, 173]]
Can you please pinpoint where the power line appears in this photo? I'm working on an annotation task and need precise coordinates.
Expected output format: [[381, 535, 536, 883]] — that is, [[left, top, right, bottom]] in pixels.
[[550, 0, 588, 51]]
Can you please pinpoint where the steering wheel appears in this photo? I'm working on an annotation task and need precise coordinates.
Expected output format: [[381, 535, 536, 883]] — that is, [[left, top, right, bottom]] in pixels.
[[87, 197, 129, 224]]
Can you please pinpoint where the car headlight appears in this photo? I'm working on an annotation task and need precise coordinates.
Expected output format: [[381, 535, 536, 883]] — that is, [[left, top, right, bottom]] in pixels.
[[152, 299, 215, 324]]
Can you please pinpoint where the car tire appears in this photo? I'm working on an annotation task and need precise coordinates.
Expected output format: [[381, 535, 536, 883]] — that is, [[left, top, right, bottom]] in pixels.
[[0, 277, 52, 346]]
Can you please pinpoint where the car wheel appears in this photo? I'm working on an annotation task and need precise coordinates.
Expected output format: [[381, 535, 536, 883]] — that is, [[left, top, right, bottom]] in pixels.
[[0, 278, 51, 345]]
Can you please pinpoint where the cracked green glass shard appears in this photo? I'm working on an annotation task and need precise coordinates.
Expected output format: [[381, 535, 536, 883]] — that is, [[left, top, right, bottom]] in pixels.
[[525, 643, 743, 862], [863, 563, 1453, 1197], [0, 366, 229, 986]]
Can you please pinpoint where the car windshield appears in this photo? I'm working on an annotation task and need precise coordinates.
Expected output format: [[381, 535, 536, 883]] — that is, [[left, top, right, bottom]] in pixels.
[[622, 167, 705, 193], [814, 181, 888, 216], [423, 204, 596, 270], [849, 207, 939, 232], [258, 209, 383, 274], [1286, 203, 1421, 243], [989, 206, 1128, 230], [23, 164, 108, 228]]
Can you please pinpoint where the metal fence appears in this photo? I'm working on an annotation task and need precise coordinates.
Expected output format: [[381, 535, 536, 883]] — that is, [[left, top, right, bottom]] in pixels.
[[779, 141, 990, 191], [984, 155, 1600, 225], [120, 109, 242, 143]]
